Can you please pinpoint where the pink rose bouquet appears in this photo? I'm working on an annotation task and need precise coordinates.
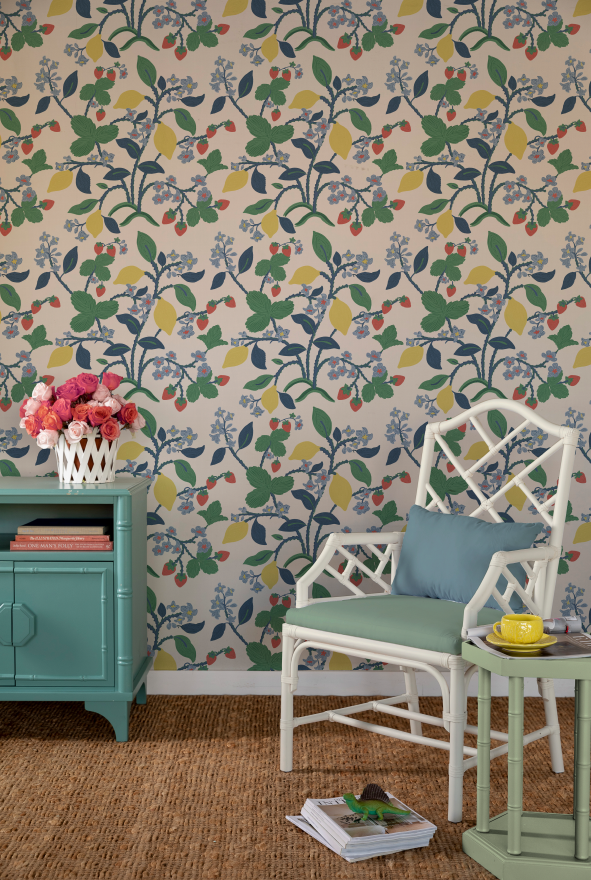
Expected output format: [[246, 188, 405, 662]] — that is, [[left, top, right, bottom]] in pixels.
[[18, 372, 147, 449]]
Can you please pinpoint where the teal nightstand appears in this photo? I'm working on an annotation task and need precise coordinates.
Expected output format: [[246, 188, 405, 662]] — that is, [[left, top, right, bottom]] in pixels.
[[0, 477, 151, 741], [462, 641, 591, 878]]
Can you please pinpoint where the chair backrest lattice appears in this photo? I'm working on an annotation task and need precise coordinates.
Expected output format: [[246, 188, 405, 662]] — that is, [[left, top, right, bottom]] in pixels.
[[297, 400, 578, 617]]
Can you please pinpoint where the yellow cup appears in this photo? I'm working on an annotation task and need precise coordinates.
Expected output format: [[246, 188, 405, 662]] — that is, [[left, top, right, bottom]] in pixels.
[[493, 614, 544, 644]]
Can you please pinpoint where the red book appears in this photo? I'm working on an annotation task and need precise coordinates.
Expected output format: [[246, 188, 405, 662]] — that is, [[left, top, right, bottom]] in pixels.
[[10, 541, 113, 551], [14, 534, 111, 542]]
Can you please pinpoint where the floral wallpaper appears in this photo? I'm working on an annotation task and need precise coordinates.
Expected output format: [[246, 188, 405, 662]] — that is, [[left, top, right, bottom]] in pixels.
[[1, 0, 591, 673]]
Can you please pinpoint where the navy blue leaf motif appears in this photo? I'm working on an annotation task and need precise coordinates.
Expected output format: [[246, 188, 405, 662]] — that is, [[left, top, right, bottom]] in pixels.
[[251, 343, 266, 369], [103, 216, 120, 234], [279, 392, 295, 408], [211, 623, 226, 641], [76, 344, 91, 370], [251, 168, 267, 194], [426, 344, 442, 370], [357, 270, 380, 282], [357, 446, 380, 459], [211, 447, 226, 466], [181, 446, 205, 459], [279, 216, 295, 234], [251, 519, 267, 546], [386, 96, 401, 114], [238, 422, 253, 450], [386, 272, 401, 289], [211, 96, 226, 114], [35, 449, 51, 466], [211, 272, 226, 290], [386, 448, 401, 466], [238, 246, 254, 275]]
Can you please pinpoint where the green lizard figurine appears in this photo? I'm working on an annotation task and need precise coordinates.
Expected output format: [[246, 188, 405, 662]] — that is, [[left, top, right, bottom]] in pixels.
[[342, 783, 411, 822]]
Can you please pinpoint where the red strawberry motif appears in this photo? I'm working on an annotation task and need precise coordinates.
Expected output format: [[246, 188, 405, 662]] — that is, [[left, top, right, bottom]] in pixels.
[[216, 375, 230, 388], [96, 285, 106, 297], [372, 491, 384, 506], [525, 398, 538, 410], [525, 46, 538, 61], [338, 210, 352, 224], [282, 245, 291, 257], [270, 67, 279, 79], [400, 121, 411, 132], [106, 70, 116, 81], [94, 243, 104, 254], [392, 375, 405, 386], [269, 242, 279, 254], [31, 125, 42, 139], [372, 140, 384, 154], [174, 574, 187, 588], [382, 301, 392, 314], [50, 297, 60, 308], [207, 652, 217, 665], [107, 245, 116, 256], [382, 125, 392, 139], [445, 67, 454, 79], [225, 296, 236, 308], [0, 47, 12, 61], [575, 472, 586, 483], [216, 23, 230, 35], [557, 125, 568, 138], [224, 648, 236, 659], [0, 222, 12, 236], [350, 46, 362, 61], [197, 141, 208, 155], [547, 317, 559, 330], [197, 492, 209, 507], [22, 140, 33, 155], [513, 34, 526, 48], [96, 109, 106, 121], [445, 243, 454, 255], [557, 301, 567, 314], [456, 244, 466, 257], [350, 397, 362, 412], [391, 24, 405, 35], [41, 24, 54, 34], [94, 67, 103, 78], [513, 209, 527, 224], [350, 573, 363, 587], [162, 385, 176, 400], [225, 121, 236, 132], [282, 596, 292, 608], [457, 423, 466, 433], [576, 296, 586, 307], [206, 126, 216, 138], [382, 477, 392, 490], [162, 561, 176, 576], [174, 47, 187, 61], [547, 140, 559, 155], [576, 121, 586, 132], [0, 399, 11, 412], [162, 209, 176, 225], [282, 420, 291, 433], [206, 301, 217, 314], [566, 200, 580, 211], [338, 386, 351, 400], [447, 285, 456, 297], [567, 375, 580, 386], [196, 317, 208, 330], [513, 385, 526, 400], [271, 461, 281, 473], [271, 109, 281, 121], [21, 317, 33, 330], [282, 70, 291, 81], [162, 34, 176, 49], [372, 317, 384, 330], [271, 285, 281, 297], [567, 24, 580, 35], [269, 418, 279, 430], [400, 296, 411, 308], [525, 222, 537, 236], [31, 301, 41, 314], [337, 34, 352, 49], [447, 110, 456, 121], [40, 199, 54, 211], [175, 221, 187, 236], [271, 636, 281, 648], [225, 472, 236, 483], [350, 221, 362, 236], [216, 551, 230, 562], [204, 478, 217, 491], [446, 462, 455, 473], [391, 199, 405, 211], [174, 398, 187, 412], [566, 551, 580, 562], [400, 472, 411, 483], [457, 70, 467, 81]]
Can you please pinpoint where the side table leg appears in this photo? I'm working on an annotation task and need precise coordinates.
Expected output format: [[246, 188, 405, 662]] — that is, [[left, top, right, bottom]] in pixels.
[[476, 666, 491, 833], [573, 679, 579, 821], [507, 676, 524, 856], [575, 678, 591, 861]]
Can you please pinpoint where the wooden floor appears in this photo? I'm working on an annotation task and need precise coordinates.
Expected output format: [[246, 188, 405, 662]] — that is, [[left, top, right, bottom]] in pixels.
[[0, 694, 577, 879]]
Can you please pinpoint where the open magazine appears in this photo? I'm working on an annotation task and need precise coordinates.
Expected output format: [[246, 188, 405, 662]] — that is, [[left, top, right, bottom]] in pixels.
[[470, 630, 591, 660], [287, 789, 436, 862]]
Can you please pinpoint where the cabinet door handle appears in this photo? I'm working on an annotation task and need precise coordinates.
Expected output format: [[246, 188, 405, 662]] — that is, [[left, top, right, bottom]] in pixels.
[[0, 603, 11, 646], [12, 604, 35, 646]]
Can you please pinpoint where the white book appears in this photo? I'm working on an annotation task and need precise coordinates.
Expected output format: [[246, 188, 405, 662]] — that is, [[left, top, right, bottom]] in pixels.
[[286, 815, 430, 863]]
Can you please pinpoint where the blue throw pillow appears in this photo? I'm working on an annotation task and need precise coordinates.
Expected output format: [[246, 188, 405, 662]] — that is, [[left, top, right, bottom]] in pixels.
[[391, 505, 543, 611]]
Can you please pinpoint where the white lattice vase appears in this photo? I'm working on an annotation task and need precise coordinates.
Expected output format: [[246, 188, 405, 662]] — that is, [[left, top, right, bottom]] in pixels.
[[54, 427, 120, 483]]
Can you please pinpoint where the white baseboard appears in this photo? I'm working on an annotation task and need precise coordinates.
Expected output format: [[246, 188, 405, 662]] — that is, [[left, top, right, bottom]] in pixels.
[[148, 670, 575, 698]]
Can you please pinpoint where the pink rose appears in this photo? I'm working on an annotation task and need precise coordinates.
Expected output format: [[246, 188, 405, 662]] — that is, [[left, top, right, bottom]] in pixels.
[[120, 402, 138, 425], [88, 405, 112, 427], [52, 398, 72, 422], [22, 416, 42, 438], [100, 418, 121, 442], [71, 403, 90, 421], [129, 413, 146, 432], [101, 371, 122, 391], [36, 429, 59, 449], [113, 393, 126, 407], [42, 411, 63, 431], [77, 373, 99, 395], [56, 378, 84, 401], [24, 398, 41, 416], [32, 382, 54, 401], [103, 395, 122, 414], [92, 383, 110, 402], [65, 420, 89, 443]]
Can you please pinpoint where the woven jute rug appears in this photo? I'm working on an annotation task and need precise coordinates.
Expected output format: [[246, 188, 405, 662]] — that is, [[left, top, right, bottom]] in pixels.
[[0, 694, 576, 879]]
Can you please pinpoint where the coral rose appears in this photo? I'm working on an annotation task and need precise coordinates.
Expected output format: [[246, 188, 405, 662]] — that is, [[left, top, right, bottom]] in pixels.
[[52, 398, 72, 422], [36, 429, 59, 449], [32, 382, 54, 401], [42, 410, 63, 431], [56, 378, 84, 401], [92, 383, 110, 402], [23, 398, 41, 416], [100, 418, 121, 442], [77, 373, 99, 395], [71, 403, 90, 421], [36, 404, 50, 422], [22, 416, 42, 437], [130, 413, 146, 432], [120, 402, 138, 425], [65, 420, 89, 443], [88, 405, 112, 427], [101, 371, 122, 391]]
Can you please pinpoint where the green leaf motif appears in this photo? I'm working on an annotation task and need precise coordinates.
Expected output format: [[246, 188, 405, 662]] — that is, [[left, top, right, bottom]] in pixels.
[[312, 230, 332, 263], [349, 107, 371, 135], [487, 56, 507, 88], [372, 149, 402, 175], [312, 55, 332, 88], [487, 230, 507, 263], [312, 407, 332, 439]]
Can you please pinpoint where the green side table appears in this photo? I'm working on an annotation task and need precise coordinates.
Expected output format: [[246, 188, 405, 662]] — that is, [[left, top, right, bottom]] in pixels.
[[462, 641, 591, 879]]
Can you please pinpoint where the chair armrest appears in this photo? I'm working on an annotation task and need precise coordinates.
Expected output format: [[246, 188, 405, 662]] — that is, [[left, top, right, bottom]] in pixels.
[[461, 545, 559, 637]]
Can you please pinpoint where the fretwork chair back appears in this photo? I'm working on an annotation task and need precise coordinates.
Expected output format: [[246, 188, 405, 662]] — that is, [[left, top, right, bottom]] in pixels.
[[280, 399, 579, 822]]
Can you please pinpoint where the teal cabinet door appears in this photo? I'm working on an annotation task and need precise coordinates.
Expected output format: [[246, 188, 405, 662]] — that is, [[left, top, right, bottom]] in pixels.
[[14, 563, 114, 687], [0, 565, 14, 686]]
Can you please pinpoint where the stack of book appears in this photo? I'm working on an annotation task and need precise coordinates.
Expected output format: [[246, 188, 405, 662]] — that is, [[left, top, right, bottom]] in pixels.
[[287, 785, 436, 863], [11, 519, 112, 552]]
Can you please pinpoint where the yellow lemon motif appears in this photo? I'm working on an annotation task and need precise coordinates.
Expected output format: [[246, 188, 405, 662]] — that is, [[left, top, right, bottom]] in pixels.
[[261, 34, 279, 62], [117, 441, 145, 461], [261, 209, 279, 239], [86, 34, 103, 62], [504, 123, 528, 160], [223, 346, 249, 368], [222, 522, 249, 544], [398, 170, 424, 192], [154, 122, 177, 160], [223, 170, 249, 192], [261, 385, 279, 413], [47, 170, 73, 193], [47, 346, 73, 369], [289, 442, 320, 460], [154, 474, 177, 511], [464, 266, 496, 285], [154, 299, 177, 335], [397, 346, 424, 368], [464, 90, 497, 109], [504, 298, 527, 335], [436, 34, 454, 62], [114, 266, 145, 285], [329, 122, 352, 160], [436, 210, 454, 238], [85, 209, 103, 239], [289, 266, 320, 285], [113, 90, 145, 110], [289, 90, 321, 109], [329, 299, 352, 335]]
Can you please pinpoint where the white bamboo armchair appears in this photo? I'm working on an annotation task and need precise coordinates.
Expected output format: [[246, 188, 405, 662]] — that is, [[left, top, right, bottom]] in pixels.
[[280, 400, 579, 822]]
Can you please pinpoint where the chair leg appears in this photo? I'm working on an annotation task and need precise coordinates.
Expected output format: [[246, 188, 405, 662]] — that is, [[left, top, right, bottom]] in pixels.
[[448, 663, 466, 823], [538, 677, 564, 774], [401, 666, 422, 737], [280, 629, 295, 772]]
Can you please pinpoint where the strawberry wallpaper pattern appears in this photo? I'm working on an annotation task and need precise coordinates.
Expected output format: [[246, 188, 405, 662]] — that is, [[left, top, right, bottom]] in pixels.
[[1, 0, 591, 673]]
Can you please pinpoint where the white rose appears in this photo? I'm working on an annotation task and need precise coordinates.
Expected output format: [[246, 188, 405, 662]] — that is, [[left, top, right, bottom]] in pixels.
[[92, 383, 110, 401], [65, 420, 89, 443], [103, 395, 122, 414], [32, 382, 53, 401], [36, 429, 59, 449], [24, 397, 41, 416]]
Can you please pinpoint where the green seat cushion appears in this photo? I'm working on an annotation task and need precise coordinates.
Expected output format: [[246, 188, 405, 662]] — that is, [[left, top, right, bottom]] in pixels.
[[285, 595, 500, 656]]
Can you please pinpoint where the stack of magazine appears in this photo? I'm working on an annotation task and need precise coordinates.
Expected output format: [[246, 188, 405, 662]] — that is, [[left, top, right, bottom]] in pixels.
[[287, 785, 436, 862]]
